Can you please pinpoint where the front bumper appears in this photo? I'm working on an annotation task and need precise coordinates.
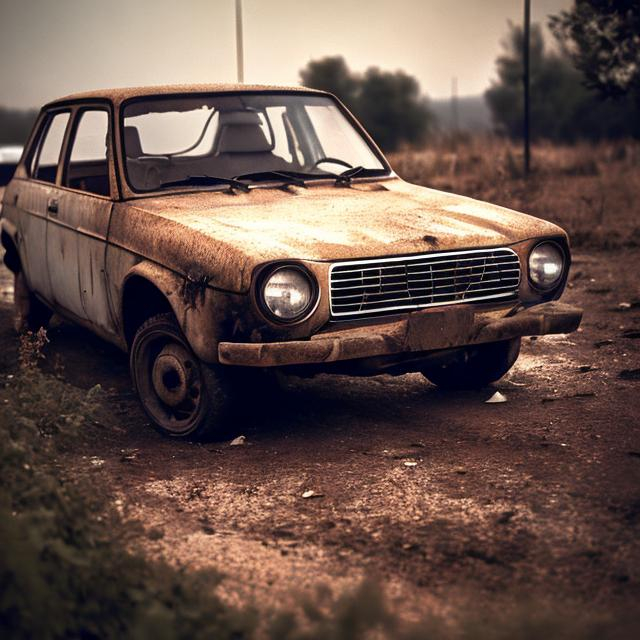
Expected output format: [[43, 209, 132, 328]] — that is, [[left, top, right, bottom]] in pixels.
[[218, 301, 582, 368]]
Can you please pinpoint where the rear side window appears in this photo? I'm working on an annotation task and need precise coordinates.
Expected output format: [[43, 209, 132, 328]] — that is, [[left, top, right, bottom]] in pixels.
[[65, 110, 110, 196], [31, 112, 70, 184]]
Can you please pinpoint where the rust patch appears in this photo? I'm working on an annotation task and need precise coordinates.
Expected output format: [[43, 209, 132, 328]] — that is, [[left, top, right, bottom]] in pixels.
[[45, 83, 327, 109], [218, 302, 583, 368], [180, 273, 210, 310]]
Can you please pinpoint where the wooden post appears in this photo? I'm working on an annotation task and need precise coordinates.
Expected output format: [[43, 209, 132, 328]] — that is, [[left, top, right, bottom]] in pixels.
[[523, 0, 531, 176], [236, 0, 244, 83]]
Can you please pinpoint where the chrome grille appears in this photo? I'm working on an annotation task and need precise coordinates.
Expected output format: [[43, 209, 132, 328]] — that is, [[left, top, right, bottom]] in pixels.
[[329, 247, 521, 319]]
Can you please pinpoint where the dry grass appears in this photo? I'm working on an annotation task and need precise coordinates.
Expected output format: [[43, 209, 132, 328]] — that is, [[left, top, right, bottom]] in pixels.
[[388, 137, 640, 249]]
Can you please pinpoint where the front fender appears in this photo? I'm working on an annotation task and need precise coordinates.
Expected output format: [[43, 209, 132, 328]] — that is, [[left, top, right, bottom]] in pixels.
[[122, 261, 246, 363]]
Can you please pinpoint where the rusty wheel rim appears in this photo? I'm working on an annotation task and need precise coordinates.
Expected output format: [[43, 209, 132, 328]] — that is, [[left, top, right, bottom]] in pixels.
[[134, 327, 205, 435]]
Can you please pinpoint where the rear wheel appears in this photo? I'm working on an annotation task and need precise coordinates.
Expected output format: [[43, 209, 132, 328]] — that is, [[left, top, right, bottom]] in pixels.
[[422, 338, 521, 390], [13, 272, 52, 333], [130, 313, 233, 440]]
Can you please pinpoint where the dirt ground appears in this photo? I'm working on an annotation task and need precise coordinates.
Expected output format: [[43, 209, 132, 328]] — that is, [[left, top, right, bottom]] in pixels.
[[1, 249, 639, 622]]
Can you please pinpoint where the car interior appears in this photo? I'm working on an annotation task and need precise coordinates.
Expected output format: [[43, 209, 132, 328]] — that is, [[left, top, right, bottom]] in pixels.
[[125, 109, 291, 191], [65, 159, 110, 196]]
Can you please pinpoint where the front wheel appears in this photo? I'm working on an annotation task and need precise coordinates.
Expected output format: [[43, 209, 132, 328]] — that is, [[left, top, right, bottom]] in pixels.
[[130, 313, 233, 440], [421, 338, 521, 390]]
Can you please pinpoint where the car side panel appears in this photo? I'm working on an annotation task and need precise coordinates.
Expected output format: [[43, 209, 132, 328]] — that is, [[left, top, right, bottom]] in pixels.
[[46, 189, 88, 319], [12, 180, 55, 302], [70, 192, 116, 332], [104, 240, 138, 337]]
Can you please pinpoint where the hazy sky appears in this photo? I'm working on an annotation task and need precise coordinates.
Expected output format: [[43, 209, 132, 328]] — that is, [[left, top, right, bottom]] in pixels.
[[0, 0, 571, 109]]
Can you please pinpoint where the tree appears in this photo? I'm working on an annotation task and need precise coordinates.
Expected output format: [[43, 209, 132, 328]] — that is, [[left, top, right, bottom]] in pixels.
[[357, 68, 431, 151], [299, 56, 359, 110], [485, 22, 640, 142], [550, 0, 640, 102], [299, 56, 433, 152]]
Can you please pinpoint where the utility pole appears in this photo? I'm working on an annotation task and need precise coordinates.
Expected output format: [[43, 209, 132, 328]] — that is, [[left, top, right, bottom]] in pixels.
[[235, 0, 244, 83], [523, 0, 531, 176], [451, 76, 459, 136]]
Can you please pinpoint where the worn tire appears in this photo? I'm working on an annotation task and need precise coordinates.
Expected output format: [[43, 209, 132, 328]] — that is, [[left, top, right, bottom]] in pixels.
[[13, 272, 52, 333], [422, 338, 521, 390], [130, 312, 234, 440]]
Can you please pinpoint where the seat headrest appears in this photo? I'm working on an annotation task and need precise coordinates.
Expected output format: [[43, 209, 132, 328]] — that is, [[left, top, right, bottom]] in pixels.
[[124, 125, 144, 158], [214, 111, 273, 154]]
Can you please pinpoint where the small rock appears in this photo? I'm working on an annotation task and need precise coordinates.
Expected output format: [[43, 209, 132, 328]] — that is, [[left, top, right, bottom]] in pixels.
[[577, 365, 595, 373], [229, 435, 246, 446], [403, 461, 418, 467], [594, 339, 614, 348], [613, 301, 640, 312], [485, 391, 507, 404], [202, 525, 215, 535], [302, 490, 323, 499], [622, 330, 640, 339]]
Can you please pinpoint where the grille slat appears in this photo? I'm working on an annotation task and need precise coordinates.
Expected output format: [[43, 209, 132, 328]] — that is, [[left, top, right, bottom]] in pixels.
[[331, 261, 519, 283], [331, 271, 520, 294], [332, 254, 519, 276], [329, 248, 521, 319], [331, 283, 519, 307], [331, 279, 519, 301]]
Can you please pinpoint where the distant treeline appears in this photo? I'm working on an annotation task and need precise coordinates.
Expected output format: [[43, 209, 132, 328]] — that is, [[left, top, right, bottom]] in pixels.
[[485, 23, 640, 143], [0, 107, 38, 146], [299, 3, 640, 148]]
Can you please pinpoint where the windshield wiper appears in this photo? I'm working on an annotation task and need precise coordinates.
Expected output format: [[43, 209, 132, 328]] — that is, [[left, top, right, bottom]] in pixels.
[[335, 165, 365, 185], [158, 175, 250, 193], [233, 170, 307, 188], [320, 165, 387, 186]]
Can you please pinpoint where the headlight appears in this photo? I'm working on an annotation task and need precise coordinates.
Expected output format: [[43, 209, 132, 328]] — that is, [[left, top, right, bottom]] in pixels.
[[528, 242, 564, 289], [261, 266, 315, 321]]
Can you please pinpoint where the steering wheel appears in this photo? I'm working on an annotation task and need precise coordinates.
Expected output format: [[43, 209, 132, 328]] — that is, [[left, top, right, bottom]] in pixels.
[[310, 157, 353, 171]]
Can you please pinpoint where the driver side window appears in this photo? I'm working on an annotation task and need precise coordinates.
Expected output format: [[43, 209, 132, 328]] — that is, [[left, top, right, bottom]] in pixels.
[[30, 111, 70, 184], [64, 109, 110, 196]]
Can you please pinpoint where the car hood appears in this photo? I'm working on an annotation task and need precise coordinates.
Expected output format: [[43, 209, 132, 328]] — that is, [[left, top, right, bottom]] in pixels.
[[120, 178, 565, 292]]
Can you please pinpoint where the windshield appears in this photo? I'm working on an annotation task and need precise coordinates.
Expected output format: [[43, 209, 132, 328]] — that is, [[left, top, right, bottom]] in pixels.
[[121, 93, 388, 192]]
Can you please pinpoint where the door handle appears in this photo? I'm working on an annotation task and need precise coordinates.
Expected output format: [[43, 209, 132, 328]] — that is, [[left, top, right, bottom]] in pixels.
[[47, 198, 59, 216]]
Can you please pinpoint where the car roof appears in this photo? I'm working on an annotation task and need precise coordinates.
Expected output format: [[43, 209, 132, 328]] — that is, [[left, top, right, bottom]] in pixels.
[[44, 83, 327, 108]]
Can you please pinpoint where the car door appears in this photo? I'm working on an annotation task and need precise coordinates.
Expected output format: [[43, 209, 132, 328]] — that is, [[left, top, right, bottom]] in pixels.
[[14, 110, 71, 305], [48, 106, 117, 333]]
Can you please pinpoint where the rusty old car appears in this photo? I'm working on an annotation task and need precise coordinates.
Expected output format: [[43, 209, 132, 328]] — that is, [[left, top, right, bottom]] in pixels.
[[0, 84, 582, 439]]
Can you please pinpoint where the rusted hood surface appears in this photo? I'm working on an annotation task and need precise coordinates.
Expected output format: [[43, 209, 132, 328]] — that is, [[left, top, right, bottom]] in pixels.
[[119, 178, 564, 292]]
